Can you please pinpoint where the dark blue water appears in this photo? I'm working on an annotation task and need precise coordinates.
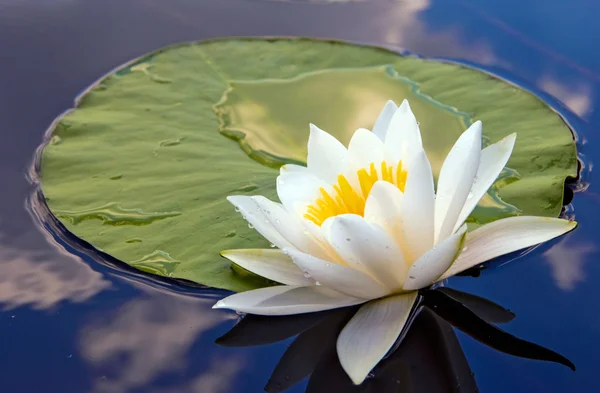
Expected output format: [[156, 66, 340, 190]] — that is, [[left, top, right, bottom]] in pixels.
[[0, 0, 598, 392]]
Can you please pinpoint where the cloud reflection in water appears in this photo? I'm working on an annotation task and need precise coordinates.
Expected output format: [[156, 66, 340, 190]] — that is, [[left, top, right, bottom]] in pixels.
[[79, 288, 240, 393], [0, 230, 110, 310], [544, 236, 595, 291]]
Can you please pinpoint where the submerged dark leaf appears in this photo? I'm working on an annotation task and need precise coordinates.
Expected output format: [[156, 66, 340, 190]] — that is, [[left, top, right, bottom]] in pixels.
[[373, 309, 479, 393], [437, 287, 515, 324], [215, 311, 331, 347], [305, 344, 361, 393], [424, 289, 575, 371], [266, 308, 355, 393], [306, 308, 478, 393]]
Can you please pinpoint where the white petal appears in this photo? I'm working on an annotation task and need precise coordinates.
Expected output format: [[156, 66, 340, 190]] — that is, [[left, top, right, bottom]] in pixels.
[[227, 195, 294, 250], [276, 171, 328, 214], [403, 225, 467, 290], [364, 181, 405, 250], [307, 124, 348, 184], [326, 214, 407, 292], [384, 99, 423, 164], [348, 128, 385, 172], [252, 196, 328, 258], [221, 249, 314, 286], [285, 247, 390, 300], [300, 219, 343, 257], [434, 121, 482, 243], [401, 150, 435, 263], [454, 133, 517, 231], [337, 292, 418, 385], [213, 285, 365, 315], [372, 100, 398, 141], [440, 216, 577, 280], [280, 164, 308, 175]]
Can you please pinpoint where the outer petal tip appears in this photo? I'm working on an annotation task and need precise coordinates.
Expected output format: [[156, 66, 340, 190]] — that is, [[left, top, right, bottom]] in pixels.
[[465, 120, 482, 137], [502, 132, 517, 150], [309, 123, 322, 134]]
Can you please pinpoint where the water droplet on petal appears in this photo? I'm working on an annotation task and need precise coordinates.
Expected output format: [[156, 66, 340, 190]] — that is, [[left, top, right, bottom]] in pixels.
[[462, 246, 469, 252], [269, 243, 276, 248], [248, 223, 255, 229], [303, 272, 312, 278], [467, 192, 474, 199], [315, 281, 322, 286], [234, 207, 240, 212]]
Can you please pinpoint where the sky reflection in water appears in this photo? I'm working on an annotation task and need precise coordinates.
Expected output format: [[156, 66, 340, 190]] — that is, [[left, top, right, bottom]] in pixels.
[[0, 0, 599, 392]]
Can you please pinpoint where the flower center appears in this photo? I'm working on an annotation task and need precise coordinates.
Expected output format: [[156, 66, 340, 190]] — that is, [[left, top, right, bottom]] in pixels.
[[304, 161, 408, 226]]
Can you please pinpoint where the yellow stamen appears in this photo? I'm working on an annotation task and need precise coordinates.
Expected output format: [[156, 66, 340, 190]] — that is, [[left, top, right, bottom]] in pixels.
[[304, 161, 408, 226]]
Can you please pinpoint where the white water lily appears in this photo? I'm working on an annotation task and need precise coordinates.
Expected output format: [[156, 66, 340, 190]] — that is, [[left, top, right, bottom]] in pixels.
[[213, 100, 576, 384]]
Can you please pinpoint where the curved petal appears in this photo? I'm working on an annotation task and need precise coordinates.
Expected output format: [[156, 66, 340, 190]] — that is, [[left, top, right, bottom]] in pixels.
[[337, 292, 418, 385], [348, 128, 385, 172], [401, 150, 435, 263], [384, 99, 423, 164], [307, 124, 348, 184], [326, 214, 407, 292], [252, 196, 329, 258], [372, 100, 397, 141], [276, 171, 328, 214], [280, 164, 309, 175], [364, 181, 405, 251], [227, 195, 294, 250], [221, 249, 314, 286], [285, 247, 390, 300], [434, 121, 482, 243], [439, 216, 577, 280], [213, 285, 365, 316], [403, 225, 467, 290], [454, 133, 517, 231]]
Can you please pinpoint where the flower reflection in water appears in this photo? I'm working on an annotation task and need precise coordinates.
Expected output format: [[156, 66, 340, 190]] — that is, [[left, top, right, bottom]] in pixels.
[[217, 288, 574, 392]]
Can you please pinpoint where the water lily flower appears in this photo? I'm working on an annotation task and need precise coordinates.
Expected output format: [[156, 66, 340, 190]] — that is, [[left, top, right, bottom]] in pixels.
[[213, 100, 576, 384]]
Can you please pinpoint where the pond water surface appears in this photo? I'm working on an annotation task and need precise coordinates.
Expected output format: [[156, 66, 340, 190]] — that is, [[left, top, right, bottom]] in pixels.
[[0, 1, 599, 392]]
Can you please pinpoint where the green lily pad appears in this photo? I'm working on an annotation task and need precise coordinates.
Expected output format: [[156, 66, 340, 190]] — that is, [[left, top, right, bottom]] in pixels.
[[39, 38, 577, 292]]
